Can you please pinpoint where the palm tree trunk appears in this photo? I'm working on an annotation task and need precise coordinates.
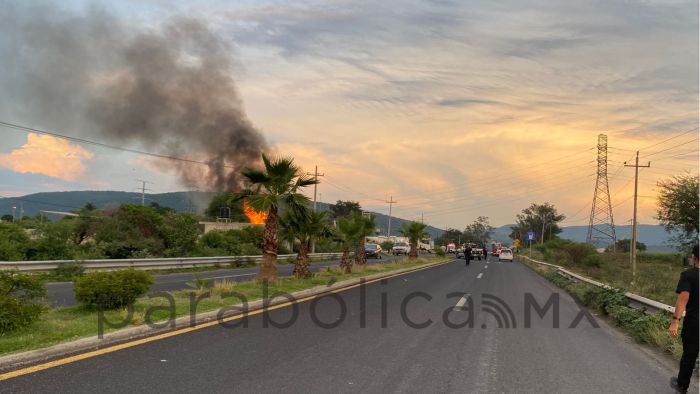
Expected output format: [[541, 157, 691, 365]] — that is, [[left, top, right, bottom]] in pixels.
[[258, 206, 279, 282], [293, 237, 311, 279], [339, 244, 352, 273], [355, 242, 367, 265], [409, 241, 418, 259]]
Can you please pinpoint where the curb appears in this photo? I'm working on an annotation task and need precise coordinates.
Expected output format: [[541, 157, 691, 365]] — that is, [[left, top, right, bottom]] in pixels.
[[0, 258, 453, 373]]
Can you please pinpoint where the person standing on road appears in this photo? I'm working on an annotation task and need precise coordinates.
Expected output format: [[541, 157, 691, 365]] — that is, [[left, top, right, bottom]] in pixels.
[[465, 245, 472, 266], [669, 244, 699, 394], [483, 246, 488, 260]]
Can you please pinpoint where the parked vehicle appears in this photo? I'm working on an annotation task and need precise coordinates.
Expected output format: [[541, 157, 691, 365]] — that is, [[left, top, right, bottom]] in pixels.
[[498, 248, 514, 262], [392, 242, 410, 255], [418, 239, 434, 253], [365, 243, 383, 259]]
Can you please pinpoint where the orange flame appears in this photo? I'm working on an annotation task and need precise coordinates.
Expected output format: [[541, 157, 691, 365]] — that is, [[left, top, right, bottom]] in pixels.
[[243, 200, 268, 224]]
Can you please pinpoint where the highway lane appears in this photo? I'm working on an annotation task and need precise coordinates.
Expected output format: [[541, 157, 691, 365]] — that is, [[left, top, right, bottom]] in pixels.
[[45, 254, 404, 307], [4, 255, 688, 393]]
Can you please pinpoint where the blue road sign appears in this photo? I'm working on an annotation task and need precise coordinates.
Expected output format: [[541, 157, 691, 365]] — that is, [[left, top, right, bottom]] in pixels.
[[526, 231, 535, 241]]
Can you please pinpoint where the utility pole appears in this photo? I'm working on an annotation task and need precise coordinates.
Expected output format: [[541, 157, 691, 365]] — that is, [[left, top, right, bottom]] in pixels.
[[421, 212, 424, 224], [541, 215, 546, 244], [11, 206, 16, 223], [624, 151, 650, 284], [136, 180, 153, 206], [306, 166, 325, 211], [306, 166, 324, 253], [540, 212, 550, 244], [386, 196, 397, 237]]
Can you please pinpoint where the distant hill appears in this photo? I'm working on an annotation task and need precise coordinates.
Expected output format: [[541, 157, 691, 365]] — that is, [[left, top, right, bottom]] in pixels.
[[313, 202, 444, 239], [0, 190, 215, 218], [0, 191, 445, 238], [491, 223, 674, 250]]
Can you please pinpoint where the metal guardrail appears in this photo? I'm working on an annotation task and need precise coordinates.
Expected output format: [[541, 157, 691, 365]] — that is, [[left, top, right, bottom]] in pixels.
[[520, 255, 675, 314], [0, 253, 344, 272]]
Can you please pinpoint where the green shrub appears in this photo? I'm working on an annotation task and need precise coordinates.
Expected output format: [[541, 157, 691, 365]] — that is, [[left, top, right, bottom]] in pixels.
[[0, 223, 30, 260], [544, 270, 573, 288], [238, 243, 261, 256], [561, 242, 596, 265], [53, 261, 86, 281], [607, 305, 647, 335], [435, 247, 446, 257], [534, 243, 548, 254], [581, 287, 626, 314], [0, 271, 47, 333], [582, 254, 604, 268], [381, 241, 394, 252], [74, 269, 153, 310], [552, 249, 572, 265]]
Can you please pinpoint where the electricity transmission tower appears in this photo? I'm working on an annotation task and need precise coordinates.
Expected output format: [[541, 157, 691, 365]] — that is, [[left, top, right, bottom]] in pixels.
[[586, 134, 616, 249]]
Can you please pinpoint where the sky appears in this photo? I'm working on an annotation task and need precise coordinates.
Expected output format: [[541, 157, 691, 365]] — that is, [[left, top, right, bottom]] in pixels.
[[0, 0, 697, 230]]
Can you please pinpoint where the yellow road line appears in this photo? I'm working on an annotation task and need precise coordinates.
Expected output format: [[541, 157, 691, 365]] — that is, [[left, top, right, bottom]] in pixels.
[[0, 259, 454, 381]]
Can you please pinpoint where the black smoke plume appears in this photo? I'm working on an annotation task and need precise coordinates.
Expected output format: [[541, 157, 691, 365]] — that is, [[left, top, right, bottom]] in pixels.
[[0, 4, 266, 191]]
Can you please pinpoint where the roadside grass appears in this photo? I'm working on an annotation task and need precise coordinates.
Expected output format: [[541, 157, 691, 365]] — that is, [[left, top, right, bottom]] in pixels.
[[521, 258, 684, 361], [0, 257, 445, 356], [525, 250, 686, 305]]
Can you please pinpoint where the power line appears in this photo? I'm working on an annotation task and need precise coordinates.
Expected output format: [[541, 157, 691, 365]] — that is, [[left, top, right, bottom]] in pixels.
[[421, 174, 595, 218], [323, 176, 385, 203], [397, 147, 596, 201], [639, 127, 699, 151], [402, 160, 598, 212], [644, 138, 699, 158], [0, 120, 235, 169], [397, 158, 597, 206]]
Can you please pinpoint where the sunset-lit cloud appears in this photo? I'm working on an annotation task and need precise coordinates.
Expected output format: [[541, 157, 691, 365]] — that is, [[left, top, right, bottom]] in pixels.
[[223, 0, 698, 227], [0, 134, 94, 181], [0, 0, 696, 229]]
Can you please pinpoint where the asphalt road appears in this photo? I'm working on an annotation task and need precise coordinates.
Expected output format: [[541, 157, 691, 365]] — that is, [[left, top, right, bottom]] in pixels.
[[4, 255, 691, 393], [45, 254, 404, 307]]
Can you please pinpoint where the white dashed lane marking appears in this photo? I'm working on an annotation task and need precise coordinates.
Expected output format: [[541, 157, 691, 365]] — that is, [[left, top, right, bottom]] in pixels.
[[454, 294, 471, 311]]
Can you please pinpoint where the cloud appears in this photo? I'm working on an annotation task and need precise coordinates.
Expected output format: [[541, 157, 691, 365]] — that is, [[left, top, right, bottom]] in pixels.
[[211, 0, 697, 227], [0, 134, 94, 181], [0, 0, 696, 228]]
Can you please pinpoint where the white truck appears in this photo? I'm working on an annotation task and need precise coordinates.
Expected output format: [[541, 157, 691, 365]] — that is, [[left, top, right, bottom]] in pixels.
[[392, 242, 411, 255]]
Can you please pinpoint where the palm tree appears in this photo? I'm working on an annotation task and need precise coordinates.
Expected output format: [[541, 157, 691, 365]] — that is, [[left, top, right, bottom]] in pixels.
[[400, 221, 428, 259], [281, 208, 332, 278], [239, 154, 317, 282], [336, 217, 360, 273], [353, 214, 376, 266]]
